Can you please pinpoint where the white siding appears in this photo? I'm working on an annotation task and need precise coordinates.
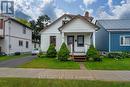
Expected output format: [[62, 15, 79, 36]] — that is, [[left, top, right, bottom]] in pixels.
[[0, 20, 32, 54], [42, 16, 71, 34], [41, 33, 62, 52], [62, 19, 96, 33], [41, 16, 71, 52]]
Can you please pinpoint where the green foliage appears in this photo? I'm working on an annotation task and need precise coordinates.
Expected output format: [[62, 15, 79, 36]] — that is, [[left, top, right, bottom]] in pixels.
[[37, 52, 46, 58], [108, 52, 130, 59], [58, 42, 70, 61], [86, 45, 100, 61], [46, 44, 57, 58], [16, 18, 31, 27]]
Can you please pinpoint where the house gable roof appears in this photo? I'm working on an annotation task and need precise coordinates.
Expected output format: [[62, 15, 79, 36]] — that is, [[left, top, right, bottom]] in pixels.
[[9, 18, 32, 29], [0, 14, 32, 29], [97, 19, 130, 31], [58, 15, 99, 31], [40, 14, 74, 32]]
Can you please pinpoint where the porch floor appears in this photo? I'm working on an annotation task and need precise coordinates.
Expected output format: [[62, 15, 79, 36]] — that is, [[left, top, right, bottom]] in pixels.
[[70, 52, 86, 56]]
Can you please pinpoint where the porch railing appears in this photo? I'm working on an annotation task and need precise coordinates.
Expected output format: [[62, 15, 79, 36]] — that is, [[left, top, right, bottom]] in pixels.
[[85, 44, 90, 53]]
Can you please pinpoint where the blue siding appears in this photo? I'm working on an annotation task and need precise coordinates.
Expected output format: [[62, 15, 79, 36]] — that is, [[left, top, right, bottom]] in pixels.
[[95, 23, 109, 51], [110, 32, 130, 51]]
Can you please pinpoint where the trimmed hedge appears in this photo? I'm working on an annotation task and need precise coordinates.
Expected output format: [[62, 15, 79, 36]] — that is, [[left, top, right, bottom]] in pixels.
[[86, 45, 100, 61], [46, 44, 57, 58], [58, 42, 70, 61]]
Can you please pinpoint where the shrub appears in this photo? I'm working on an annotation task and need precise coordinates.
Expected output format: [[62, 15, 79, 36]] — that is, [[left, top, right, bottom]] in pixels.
[[14, 52, 21, 55], [108, 52, 130, 59], [37, 52, 46, 58], [86, 45, 100, 61], [58, 42, 70, 61], [46, 44, 57, 58]]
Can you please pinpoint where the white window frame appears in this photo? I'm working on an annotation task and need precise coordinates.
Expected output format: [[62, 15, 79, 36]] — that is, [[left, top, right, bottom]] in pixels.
[[120, 35, 130, 46]]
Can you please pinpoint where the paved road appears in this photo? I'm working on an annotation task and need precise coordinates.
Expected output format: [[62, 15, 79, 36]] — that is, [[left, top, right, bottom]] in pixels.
[[0, 68, 130, 81], [0, 56, 36, 67]]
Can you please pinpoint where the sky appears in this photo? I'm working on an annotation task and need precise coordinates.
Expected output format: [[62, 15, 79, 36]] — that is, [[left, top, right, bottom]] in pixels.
[[0, 0, 130, 20]]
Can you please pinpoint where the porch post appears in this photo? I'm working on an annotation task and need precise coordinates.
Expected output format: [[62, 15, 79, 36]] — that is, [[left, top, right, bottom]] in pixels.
[[62, 32, 64, 43], [93, 31, 95, 47]]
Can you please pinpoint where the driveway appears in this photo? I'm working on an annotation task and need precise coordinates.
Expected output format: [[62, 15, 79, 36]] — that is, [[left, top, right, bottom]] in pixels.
[[0, 56, 36, 67]]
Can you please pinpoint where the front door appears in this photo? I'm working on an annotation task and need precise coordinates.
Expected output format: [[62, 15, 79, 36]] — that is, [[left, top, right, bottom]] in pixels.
[[67, 36, 74, 52]]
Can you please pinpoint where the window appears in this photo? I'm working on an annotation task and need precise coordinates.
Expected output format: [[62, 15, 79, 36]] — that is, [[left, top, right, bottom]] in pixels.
[[120, 35, 130, 46], [23, 26, 26, 34], [77, 35, 84, 47], [19, 40, 23, 46], [50, 36, 56, 46], [26, 41, 29, 48]]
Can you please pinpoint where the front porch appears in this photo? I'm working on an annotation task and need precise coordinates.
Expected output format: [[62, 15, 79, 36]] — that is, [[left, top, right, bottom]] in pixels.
[[70, 52, 86, 62], [61, 32, 95, 62]]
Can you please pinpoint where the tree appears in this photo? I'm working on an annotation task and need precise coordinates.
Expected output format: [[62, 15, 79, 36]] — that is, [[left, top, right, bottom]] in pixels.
[[58, 42, 70, 61], [36, 15, 51, 32], [30, 15, 51, 46]]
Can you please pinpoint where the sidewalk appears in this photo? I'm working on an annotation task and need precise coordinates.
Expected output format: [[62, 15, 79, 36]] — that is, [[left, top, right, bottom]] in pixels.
[[0, 68, 130, 81]]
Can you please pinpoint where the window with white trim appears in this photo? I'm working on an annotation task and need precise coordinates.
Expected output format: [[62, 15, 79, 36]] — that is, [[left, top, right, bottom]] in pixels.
[[120, 35, 130, 46]]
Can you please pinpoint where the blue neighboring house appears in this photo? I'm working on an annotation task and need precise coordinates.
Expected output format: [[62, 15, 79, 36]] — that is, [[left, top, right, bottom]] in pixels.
[[95, 19, 130, 52]]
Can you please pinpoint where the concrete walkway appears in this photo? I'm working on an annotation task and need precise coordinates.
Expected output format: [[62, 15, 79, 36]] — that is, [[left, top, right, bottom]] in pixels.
[[0, 56, 36, 67], [79, 62, 86, 70], [0, 68, 130, 81]]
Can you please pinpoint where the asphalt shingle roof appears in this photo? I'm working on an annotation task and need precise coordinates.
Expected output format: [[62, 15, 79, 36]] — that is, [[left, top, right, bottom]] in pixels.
[[97, 19, 130, 30]]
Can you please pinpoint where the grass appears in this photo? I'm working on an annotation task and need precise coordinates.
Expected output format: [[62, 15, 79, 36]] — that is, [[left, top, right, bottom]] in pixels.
[[19, 57, 80, 69], [85, 58, 130, 70], [0, 54, 31, 62], [0, 78, 130, 87]]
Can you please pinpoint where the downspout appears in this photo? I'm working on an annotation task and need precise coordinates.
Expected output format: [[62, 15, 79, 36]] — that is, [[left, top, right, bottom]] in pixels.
[[109, 32, 111, 52]]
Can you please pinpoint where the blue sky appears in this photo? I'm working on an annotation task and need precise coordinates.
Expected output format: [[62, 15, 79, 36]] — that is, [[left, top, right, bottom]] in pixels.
[[2, 0, 130, 20]]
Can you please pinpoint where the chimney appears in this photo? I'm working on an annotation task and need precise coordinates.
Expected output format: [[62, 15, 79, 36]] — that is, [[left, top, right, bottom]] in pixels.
[[84, 11, 89, 18]]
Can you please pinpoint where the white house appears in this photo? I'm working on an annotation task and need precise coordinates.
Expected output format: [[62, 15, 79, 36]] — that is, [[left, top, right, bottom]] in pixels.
[[40, 12, 98, 57], [0, 15, 32, 54]]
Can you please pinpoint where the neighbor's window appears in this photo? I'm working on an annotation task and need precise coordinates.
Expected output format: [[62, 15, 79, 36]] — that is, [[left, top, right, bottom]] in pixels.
[[23, 26, 26, 34], [19, 40, 23, 46], [120, 35, 130, 46], [50, 36, 56, 46], [26, 41, 29, 48], [77, 35, 84, 47]]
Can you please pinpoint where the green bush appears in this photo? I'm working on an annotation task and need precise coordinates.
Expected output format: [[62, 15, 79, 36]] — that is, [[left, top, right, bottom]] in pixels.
[[58, 42, 70, 61], [46, 44, 57, 58], [108, 52, 130, 59], [86, 45, 100, 61], [37, 52, 46, 58]]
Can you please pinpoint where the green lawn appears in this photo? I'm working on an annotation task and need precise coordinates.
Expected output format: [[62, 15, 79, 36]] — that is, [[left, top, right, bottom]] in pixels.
[[19, 57, 80, 69], [85, 58, 130, 70], [0, 54, 31, 62], [0, 78, 130, 87]]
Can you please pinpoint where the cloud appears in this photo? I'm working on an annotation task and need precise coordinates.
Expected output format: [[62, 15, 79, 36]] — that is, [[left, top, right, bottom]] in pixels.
[[108, 0, 113, 8], [54, 8, 66, 18], [98, 0, 130, 19], [64, 0, 76, 3], [83, 0, 96, 6], [11, 0, 55, 20]]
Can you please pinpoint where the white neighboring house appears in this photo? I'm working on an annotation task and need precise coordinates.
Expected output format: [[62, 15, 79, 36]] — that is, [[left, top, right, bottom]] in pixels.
[[40, 12, 98, 55], [0, 15, 32, 54]]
